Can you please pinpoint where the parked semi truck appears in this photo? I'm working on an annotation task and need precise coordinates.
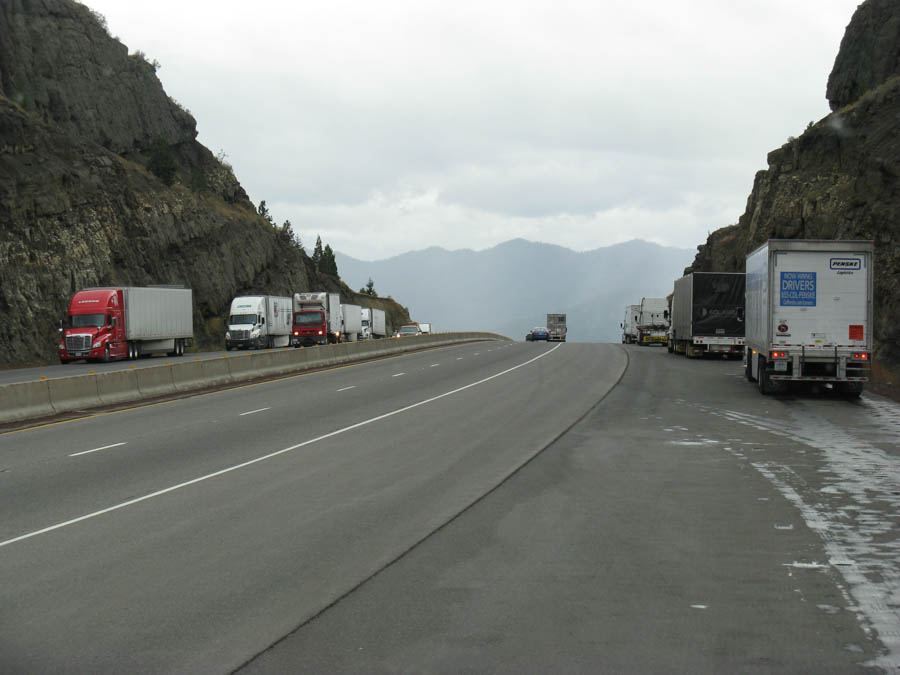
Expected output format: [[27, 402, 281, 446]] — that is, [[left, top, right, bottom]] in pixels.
[[547, 314, 567, 342], [292, 292, 342, 346], [341, 304, 362, 342], [636, 297, 668, 345], [59, 286, 193, 363], [669, 272, 745, 358], [361, 308, 386, 339], [225, 295, 292, 350], [621, 304, 640, 343], [744, 239, 874, 396]]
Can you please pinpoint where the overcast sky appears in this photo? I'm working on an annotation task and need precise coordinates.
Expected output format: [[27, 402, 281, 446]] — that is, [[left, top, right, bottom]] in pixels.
[[85, 0, 861, 261]]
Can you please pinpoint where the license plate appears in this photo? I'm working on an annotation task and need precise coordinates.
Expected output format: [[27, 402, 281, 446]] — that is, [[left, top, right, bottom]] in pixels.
[[774, 361, 788, 372]]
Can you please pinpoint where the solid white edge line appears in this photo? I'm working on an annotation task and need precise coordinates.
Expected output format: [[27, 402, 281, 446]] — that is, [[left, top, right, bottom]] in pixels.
[[69, 442, 127, 458], [239, 407, 271, 416], [0, 344, 562, 549]]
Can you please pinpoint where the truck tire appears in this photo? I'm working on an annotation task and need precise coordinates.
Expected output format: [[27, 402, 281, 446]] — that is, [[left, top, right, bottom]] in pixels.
[[757, 355, 772, 395], [839, 382, 863, 398]]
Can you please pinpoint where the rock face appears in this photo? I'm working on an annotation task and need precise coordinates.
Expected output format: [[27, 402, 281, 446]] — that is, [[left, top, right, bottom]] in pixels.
[[826, 0, 900, 111], [688, 0, 900, 386], [0, 0, 409, 366]]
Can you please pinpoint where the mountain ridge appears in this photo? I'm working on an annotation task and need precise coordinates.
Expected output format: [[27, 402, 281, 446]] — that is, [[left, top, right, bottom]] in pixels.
[[337, 239, 694, 342]]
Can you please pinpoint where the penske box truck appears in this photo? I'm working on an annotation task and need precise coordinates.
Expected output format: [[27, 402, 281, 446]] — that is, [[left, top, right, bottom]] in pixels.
[[744, 240, 874, 396], [670, 272, 745, 358]]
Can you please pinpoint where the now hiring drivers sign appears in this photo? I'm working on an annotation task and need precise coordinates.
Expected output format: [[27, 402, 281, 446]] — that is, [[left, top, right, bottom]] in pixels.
[[780, 271, 816, 307]]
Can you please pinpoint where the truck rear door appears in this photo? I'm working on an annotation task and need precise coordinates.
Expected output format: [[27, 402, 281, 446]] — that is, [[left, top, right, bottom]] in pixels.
[[773, 251, 869, 349]]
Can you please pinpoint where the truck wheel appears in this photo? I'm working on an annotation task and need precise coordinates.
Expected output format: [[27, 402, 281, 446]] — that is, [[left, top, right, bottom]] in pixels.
[[757, 356, 772, 395], [839, 382, 863, 398], [745, 355, 755, 382]]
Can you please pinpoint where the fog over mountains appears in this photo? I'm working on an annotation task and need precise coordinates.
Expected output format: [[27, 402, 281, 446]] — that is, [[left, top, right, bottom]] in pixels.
[[336, 239, 694, 342]]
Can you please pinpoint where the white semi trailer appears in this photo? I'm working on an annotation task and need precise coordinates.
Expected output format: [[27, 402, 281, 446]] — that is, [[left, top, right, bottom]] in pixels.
[[225, 295, 292, 350], [361, 308, 387, 339], [621, 304, 640, 344], [744, 239, 874, 396], [341, 304, 362, 342]]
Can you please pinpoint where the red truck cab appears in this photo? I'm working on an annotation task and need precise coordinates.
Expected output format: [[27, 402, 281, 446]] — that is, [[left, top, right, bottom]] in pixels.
[[292, 309, 328, 347], [59, 289, 126, 363]]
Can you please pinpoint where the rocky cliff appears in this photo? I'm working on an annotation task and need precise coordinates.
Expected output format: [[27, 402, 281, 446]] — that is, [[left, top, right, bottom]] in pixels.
[[688, 0, 900, 391], [0, 0, 410, 366]]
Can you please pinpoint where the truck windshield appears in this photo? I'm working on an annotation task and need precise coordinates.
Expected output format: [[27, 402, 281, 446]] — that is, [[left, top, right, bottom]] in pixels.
[[230, 314, 257, 325], [294, 312, 322, 326], [70, 313, 105, 328]]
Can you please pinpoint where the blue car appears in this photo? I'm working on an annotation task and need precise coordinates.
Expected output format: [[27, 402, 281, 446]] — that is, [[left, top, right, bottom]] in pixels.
[[527, 326, 550, 341]]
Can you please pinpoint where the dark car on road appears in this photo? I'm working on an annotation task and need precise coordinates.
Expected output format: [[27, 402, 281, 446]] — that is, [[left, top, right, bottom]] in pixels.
[[526, 327, 550, 341]]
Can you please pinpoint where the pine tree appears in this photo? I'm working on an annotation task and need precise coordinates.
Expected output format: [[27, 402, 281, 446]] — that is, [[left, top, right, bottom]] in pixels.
[[312, 235, 323, 267], [365, 277, 377, 296], [257, 200, 274, 225], [320, 244, 338, 276]]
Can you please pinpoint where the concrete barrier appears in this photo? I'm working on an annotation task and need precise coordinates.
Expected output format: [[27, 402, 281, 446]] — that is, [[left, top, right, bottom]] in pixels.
[[48, 374, 101, 415], [227, 352, 257, 382], [135, 364, 176, 400], [2, 332, 510, 424], [97, 368, 141, 406], [199, 357, 234, 388], [171, 360, 208, 394], [0, 380, 53, 423]]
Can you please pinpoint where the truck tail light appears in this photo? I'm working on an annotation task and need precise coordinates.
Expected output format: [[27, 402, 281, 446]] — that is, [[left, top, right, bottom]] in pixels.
[[852, 352, 869, 360], [770, 351, 787, 359]]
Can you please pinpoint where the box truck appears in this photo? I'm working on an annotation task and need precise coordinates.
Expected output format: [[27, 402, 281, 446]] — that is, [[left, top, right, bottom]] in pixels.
[[225, 295, 292, 350], [58, 286, 193, 363], [341, 304, 362, 342], [669, 273, 745, 358], [621, 304, 640, 343], [744, 240, 873, 396], [292, 292, 342, 346], [636, 297, 669, 345], [361, 308, 387, 339], [547, 314, 567, 342], [418, 322, 433, 334]]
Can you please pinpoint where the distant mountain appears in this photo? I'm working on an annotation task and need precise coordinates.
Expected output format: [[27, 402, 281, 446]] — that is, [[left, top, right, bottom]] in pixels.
[[336, 239, 694, 342]]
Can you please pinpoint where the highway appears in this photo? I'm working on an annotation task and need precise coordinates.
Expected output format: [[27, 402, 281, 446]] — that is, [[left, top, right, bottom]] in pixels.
[[2, 342, 899, 672]]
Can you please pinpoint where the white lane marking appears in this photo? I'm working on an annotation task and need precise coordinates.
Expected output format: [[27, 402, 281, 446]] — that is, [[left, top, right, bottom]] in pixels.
[[430, 364, 440, 368], [456, 357, 463, 361], [474, 352, 480, 356], [69, 442, 126, 458], [337, 386, 356, 392], [239, 407, 271, 416], [392, 373, 405, 377], [0, 344, 562, 549]]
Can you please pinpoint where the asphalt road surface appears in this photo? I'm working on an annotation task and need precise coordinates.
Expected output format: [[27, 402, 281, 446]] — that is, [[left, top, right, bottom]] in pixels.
[[2, 342, 899, 673]]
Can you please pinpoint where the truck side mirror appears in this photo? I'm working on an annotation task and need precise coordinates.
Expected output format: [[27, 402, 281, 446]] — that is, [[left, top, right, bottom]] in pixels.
[[261, 317, 266, 325], [58, 319, 64, 333], [663, 310, 669, 320], [737, 307, 744, 322]]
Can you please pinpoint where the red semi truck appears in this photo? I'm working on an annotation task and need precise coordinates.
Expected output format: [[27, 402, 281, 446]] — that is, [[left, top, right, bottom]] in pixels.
[[58, 286, 193, 363]]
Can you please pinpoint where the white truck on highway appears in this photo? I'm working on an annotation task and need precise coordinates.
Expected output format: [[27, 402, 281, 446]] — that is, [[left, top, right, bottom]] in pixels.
[[361, 308, 387, 339], [621, 304, 640, 344], [669, 272, 745, 358], [636, 297, 668, 345], [225, 295, 292, 350], [744, 239, 874, 396], [341, 304, 362, 342], [547, 314, 567, 342]]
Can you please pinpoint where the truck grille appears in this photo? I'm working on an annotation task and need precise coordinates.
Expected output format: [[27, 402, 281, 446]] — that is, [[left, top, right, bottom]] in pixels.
[[66, 335, 92, 352], [231, 329, 250, 340]]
